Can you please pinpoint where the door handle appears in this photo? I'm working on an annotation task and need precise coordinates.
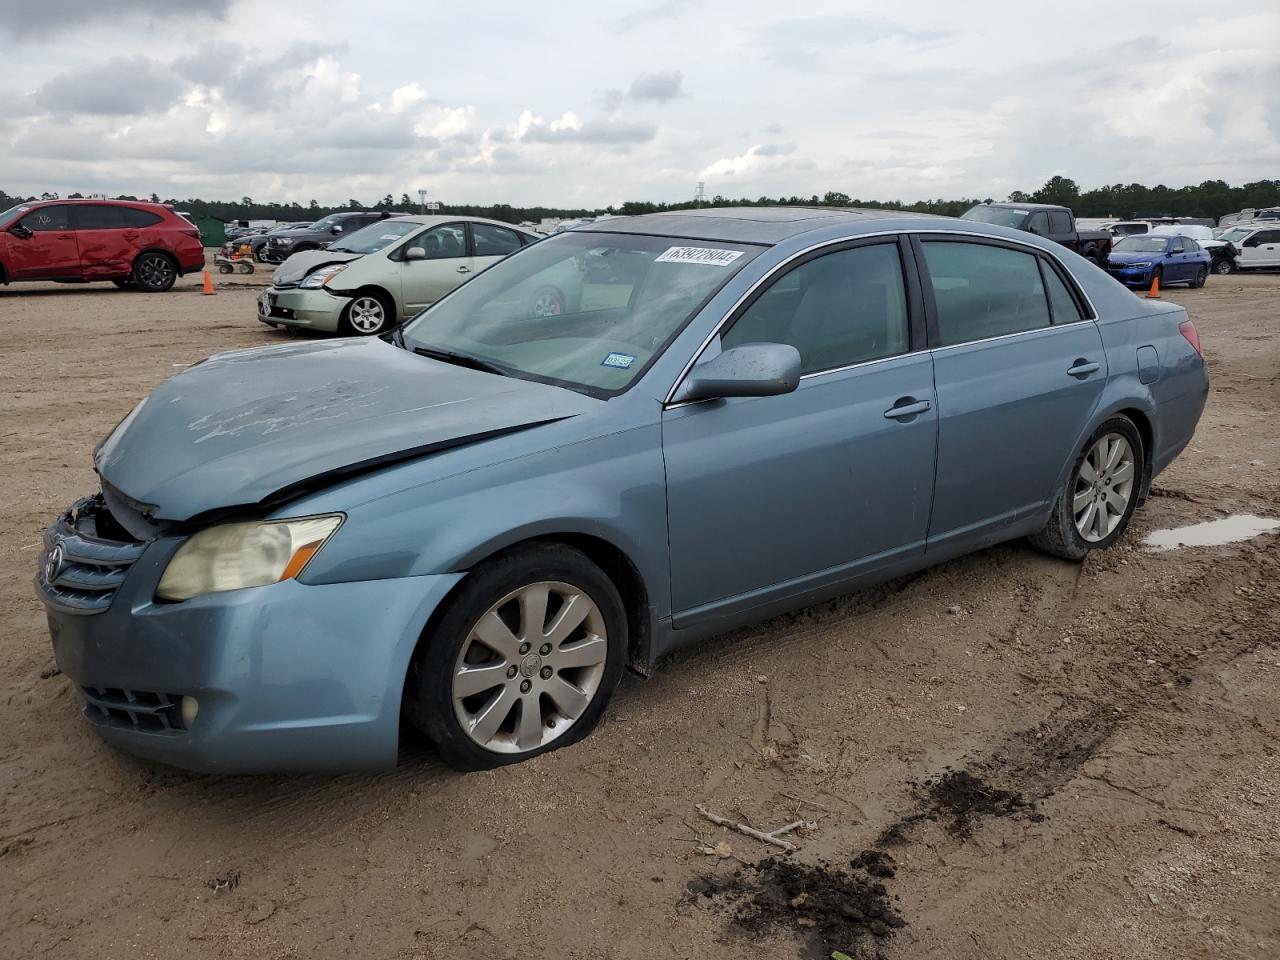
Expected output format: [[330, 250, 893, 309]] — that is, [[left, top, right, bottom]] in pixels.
[[456, 265, 470, 274], [883, 398, 931, 420], [57, 233, 74, 239], [1067, 359, 1100, 378]]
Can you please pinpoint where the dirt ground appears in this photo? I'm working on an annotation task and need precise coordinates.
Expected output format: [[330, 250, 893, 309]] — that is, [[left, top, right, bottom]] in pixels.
[[1, 266, 1277, 960]]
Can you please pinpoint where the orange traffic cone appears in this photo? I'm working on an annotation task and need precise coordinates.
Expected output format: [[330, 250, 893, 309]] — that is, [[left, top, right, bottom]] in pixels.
[[1146, 273, 1160, 299], [202, 270, 215, 296]]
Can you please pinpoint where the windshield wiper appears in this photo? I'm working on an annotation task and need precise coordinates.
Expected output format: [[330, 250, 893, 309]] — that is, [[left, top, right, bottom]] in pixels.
[[411, 344, 509, 376]]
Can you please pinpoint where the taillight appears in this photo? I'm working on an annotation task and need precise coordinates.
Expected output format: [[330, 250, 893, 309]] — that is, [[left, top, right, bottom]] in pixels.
[[1178, 319, 1202, 355]]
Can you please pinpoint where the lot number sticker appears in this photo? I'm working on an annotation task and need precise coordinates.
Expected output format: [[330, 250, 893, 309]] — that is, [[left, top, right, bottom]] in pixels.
[[601, 352, 636, 369], [654, 246, 744, 267]]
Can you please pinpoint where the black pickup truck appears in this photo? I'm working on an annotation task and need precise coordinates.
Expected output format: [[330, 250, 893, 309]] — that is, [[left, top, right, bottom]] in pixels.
[[961, 202, 1112, 265]]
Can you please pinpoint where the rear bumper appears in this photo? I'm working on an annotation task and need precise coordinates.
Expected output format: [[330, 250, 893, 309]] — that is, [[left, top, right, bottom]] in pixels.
[[40, 526, 463, 773], [257, 286, 347, 332]]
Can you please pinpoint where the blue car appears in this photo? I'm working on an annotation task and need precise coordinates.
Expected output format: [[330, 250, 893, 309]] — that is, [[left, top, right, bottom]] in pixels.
[[1106, 234, 1212, 288], [37, 208, 1208, 773]]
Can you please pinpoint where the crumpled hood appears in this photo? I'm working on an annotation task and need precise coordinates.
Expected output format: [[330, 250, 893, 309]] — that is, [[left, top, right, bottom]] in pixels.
[[94, 337, 599, 523], [271, 249, 363, 285]]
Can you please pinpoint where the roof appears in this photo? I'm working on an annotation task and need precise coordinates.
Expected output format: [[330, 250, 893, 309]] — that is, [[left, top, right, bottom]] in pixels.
[[585, 205, 924, 245], [382, 213, 538, 234], [979, 201, 1068, 211]]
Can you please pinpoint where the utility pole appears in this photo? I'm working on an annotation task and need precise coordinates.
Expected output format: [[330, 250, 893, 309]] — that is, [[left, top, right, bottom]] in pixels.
[[695, 181, 706, 208], [417, 189, 428, 215]]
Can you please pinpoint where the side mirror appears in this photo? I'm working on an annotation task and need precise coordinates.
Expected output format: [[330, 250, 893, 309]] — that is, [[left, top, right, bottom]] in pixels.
[[330, 225, 343, 235], [404, 246, 426, 261], [672, 342, 802, 404], [9, 224, 32, 240]]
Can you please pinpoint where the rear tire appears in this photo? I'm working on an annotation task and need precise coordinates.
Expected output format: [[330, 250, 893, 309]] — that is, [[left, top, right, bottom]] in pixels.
[[1029, 416, 1144, 561], [132, 252, 177, 292], [406, 544, 627, 771], [1191, 265, 1207, 288]]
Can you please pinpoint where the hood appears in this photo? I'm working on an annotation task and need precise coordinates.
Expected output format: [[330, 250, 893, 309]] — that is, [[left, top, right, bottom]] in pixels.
[[1108, 248, 1167, 264], [94, 337, 599, 524], [271, 249, 364, 285]]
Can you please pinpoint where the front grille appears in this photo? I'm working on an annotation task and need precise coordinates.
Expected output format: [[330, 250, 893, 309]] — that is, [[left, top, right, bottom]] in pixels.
[[36, 495, 146, 615], [81, 687, 185, 733]]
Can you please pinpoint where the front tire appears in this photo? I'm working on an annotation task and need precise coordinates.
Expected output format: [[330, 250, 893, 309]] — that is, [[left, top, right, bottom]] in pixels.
[[1213, 257, 1235, 275], [339, 291, 392, 335], [407, 544, 627, 771], [1029, 416, 1144, 561], [132, 252, 177, 292]]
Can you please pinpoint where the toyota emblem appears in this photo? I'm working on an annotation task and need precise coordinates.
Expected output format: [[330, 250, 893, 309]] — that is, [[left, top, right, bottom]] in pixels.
[[44, 543, 64, 583]]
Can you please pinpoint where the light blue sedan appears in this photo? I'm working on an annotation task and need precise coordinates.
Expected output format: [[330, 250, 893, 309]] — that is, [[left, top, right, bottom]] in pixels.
[[37, 207, 1208, 773]]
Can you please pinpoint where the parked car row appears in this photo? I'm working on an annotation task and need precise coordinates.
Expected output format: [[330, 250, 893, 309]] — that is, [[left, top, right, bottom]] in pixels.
[[0, 199, 205, 291]]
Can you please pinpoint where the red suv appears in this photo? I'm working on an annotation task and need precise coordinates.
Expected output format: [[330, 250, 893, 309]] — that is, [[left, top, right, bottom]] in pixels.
[[0, 199, 205, 292]]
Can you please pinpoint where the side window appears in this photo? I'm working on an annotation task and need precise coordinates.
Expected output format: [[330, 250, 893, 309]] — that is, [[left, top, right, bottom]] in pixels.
[[1257, 230, 1280, 244], [1026, 211, 1050, 235], [1048, 211, 1072, 234], [405, 223, 467, 260], [117, 208, 163, 228], [19, 206, 70, 232], [1183, 238, 1200, 252], [921, 241, 1050, 346], [1170, 237, 1185, 253], [472, 223, 523, 257], [1041, 261, 1083, 324], [70, 205, 122, 229], [720, 242, 910, 376]]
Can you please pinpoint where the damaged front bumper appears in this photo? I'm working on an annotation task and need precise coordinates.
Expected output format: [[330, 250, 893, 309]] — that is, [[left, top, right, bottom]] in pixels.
[[257, 286, 348, 332], [36, 495, 462, 773]]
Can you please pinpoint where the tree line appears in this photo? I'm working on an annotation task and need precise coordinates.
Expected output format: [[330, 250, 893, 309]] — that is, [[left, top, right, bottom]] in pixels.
[[3, 177, 1278, 225]]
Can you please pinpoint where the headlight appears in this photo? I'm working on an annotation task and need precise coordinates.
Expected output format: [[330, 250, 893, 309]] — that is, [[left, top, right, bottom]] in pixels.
[[277, 238, 293, 247], [156, 515, 343, 601], [1127, 261, 1152, 269], [299, 264, 348, 288]]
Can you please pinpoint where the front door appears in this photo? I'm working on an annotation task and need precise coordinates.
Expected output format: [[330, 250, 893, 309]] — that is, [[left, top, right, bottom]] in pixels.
[[7, 206, 79, 279], [663, 238, 937, 627], [1240, 228, 1280, 268], [916, 237, 1107, 554], [399, 222, 473, 313]]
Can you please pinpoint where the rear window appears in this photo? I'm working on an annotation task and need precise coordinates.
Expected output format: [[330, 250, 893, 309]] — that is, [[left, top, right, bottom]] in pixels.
[[119, 207, 163, 227]]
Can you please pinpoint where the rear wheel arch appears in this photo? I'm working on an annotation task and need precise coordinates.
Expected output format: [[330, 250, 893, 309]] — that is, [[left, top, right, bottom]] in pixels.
[[1115, 407, 1154, 500]]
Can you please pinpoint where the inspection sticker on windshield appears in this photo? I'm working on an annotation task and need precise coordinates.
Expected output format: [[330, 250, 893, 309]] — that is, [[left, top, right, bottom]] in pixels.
[[654, 246, 743, 266], [601, 352, 636, 369]]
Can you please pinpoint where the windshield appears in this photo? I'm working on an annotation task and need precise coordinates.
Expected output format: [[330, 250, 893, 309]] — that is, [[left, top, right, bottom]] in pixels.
[[960, 205, 1030, 228], [1114, 237, 1170, 253], [402, 232, 760, 396], [0, 203, 30, 225], [311, 216, 340, 231], [1219, 228, 1252, 242], [328, 220, 418, 254]]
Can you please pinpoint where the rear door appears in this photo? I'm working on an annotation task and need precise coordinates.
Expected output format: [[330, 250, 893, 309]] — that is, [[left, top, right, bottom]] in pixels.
[[470, 222, 525, 276], [398, 222, 473, 312], [71, 204, 128, 277], [917, 236, 1106, 556], [6, 206, 79, 279], [662, 237, 937, 626]]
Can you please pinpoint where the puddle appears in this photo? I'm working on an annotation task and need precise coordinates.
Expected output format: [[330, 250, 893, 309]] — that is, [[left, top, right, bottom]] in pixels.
[[1144, 514, 1280, 551]]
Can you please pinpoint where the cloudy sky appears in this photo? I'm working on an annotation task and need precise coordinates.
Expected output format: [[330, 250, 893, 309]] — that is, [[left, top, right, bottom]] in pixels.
[[3, 0, 1278, 208]]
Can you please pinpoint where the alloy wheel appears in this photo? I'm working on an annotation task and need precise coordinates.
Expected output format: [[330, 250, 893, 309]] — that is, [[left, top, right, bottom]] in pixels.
[[138, 255, 174, 290], [1073, 433, 1135, 543], [531, 291, 563, 317], [348, 296, 387, 333], [451, 581, 608, 754]]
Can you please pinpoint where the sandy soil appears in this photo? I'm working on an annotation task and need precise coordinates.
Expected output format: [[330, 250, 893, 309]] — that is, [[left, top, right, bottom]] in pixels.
[[1, 267, 1277, 960]]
